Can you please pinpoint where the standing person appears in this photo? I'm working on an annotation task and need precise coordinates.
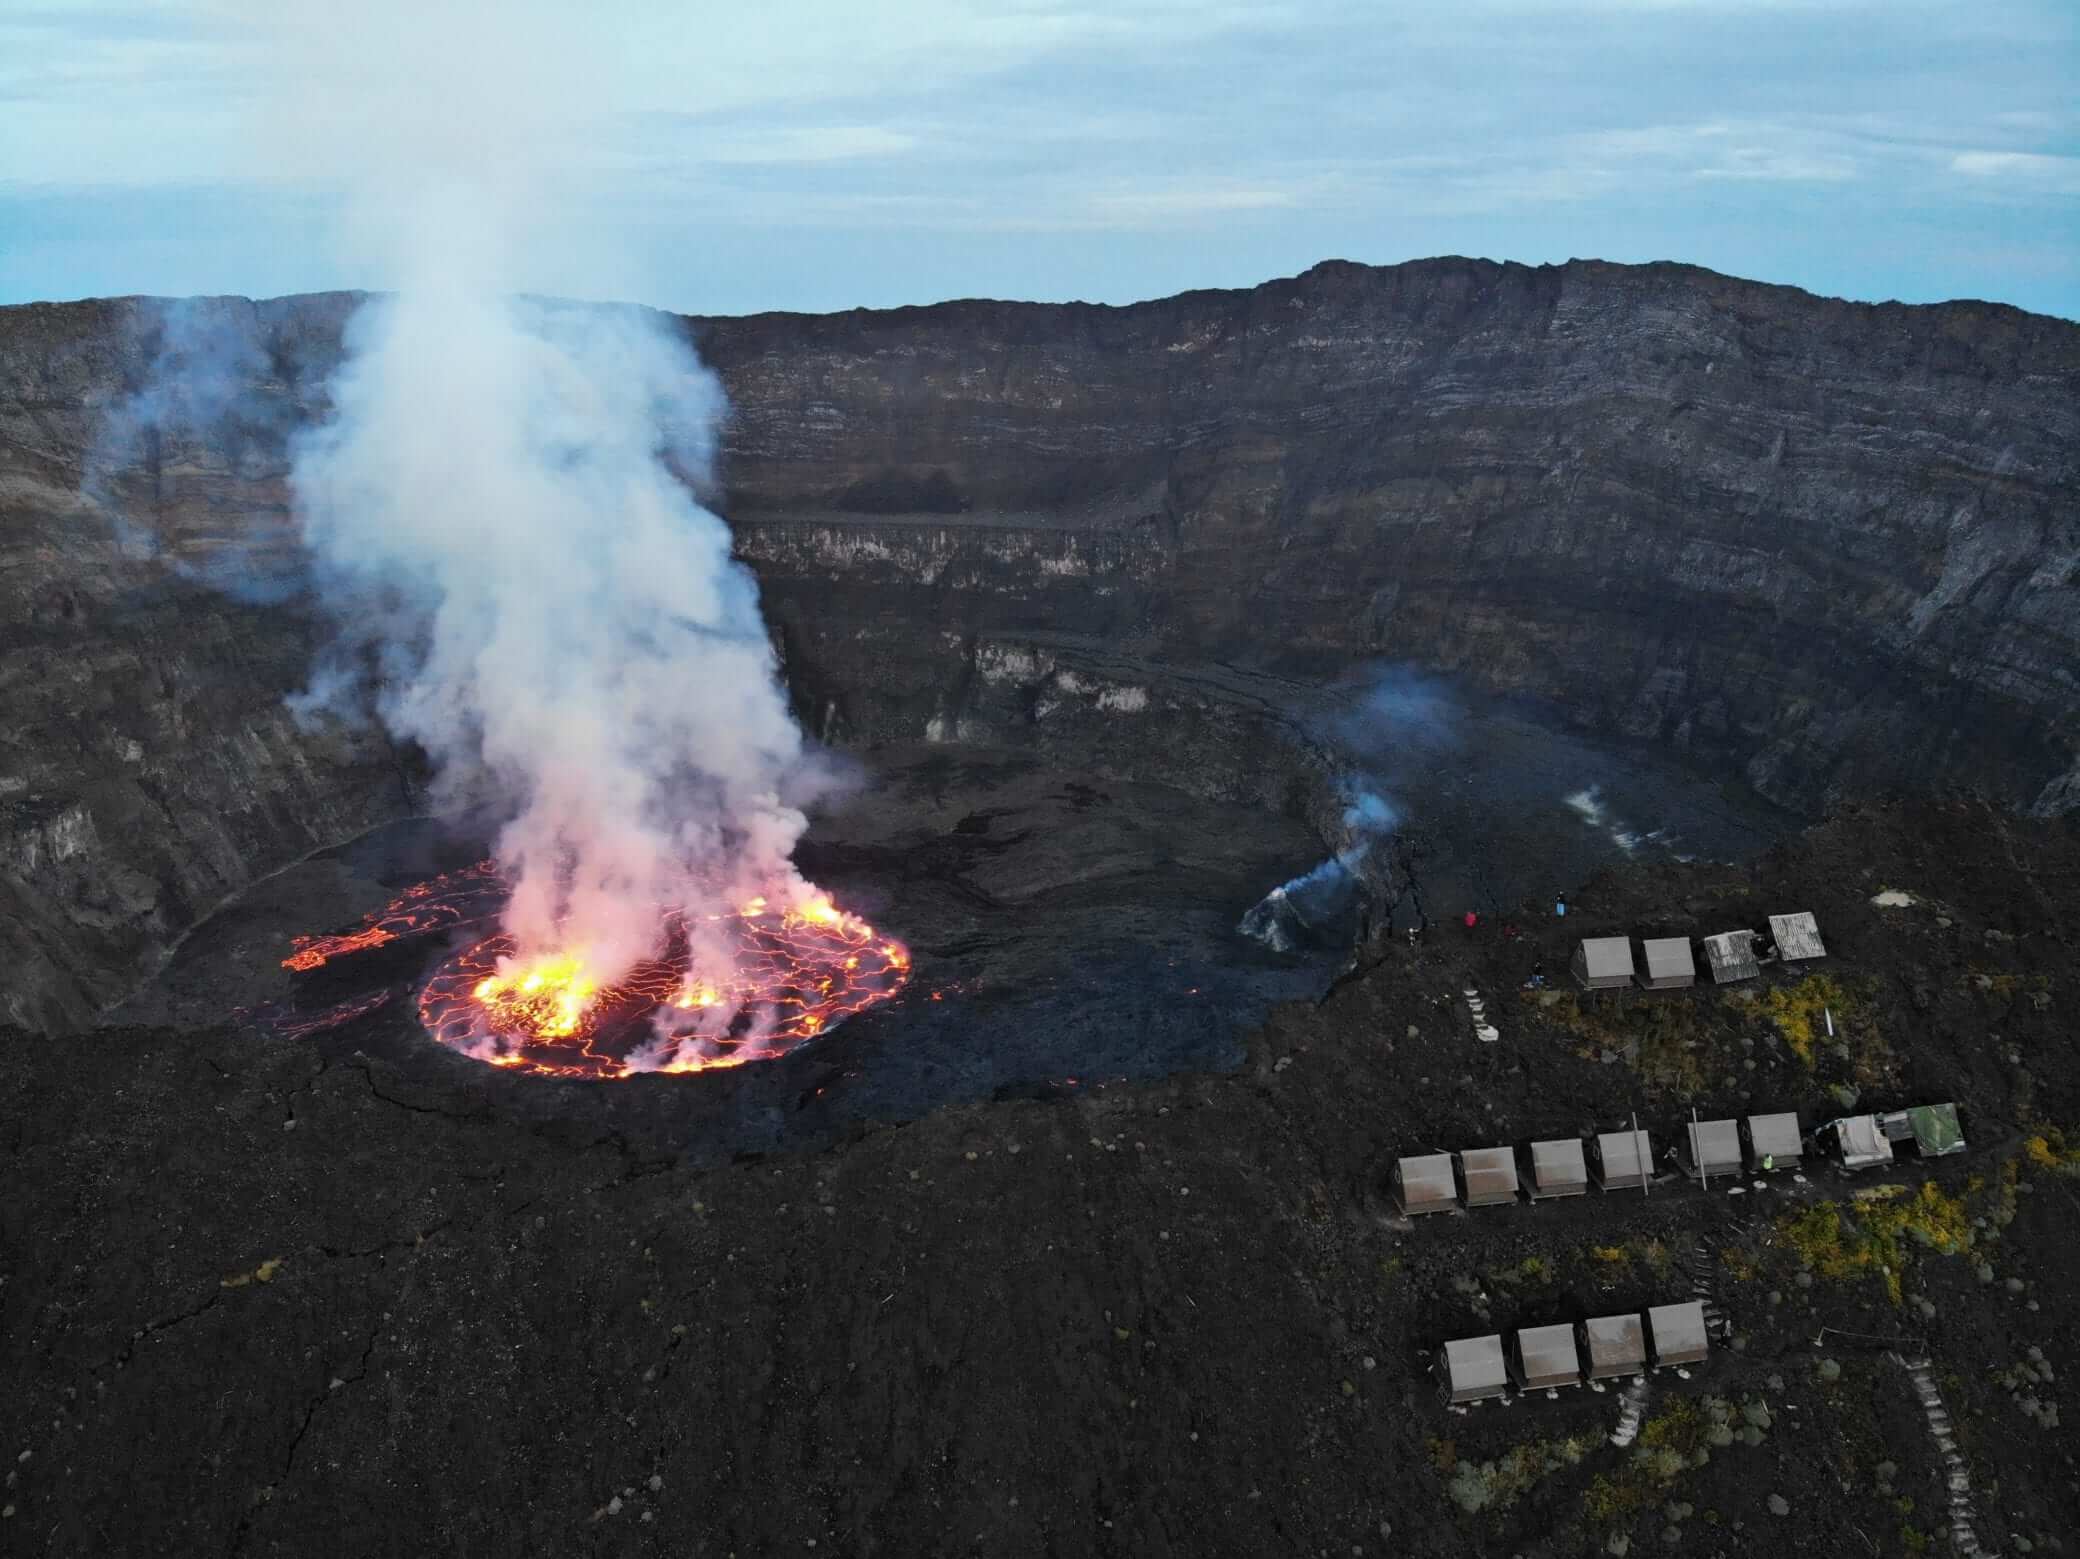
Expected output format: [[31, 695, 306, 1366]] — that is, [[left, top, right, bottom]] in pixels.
[[1463, 909, 1478, 934], [1555, 894, 1568, 918]]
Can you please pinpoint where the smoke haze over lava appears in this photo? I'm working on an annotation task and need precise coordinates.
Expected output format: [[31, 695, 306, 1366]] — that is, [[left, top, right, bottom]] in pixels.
[[238, 3, 880, 1063]]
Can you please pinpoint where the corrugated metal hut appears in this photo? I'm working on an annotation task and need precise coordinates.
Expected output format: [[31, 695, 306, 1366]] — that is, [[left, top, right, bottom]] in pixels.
[[1580, 1313, 1648, 1381], [1769, 911, 1827, 962], [1647, 1301, 1710, 1369], [1389, 1152, 1457, 1216], [1590, 1127, 1654, 1191], [1682, 1118, 1742, 1181], [1512, 1324, 1583, 1391], [1637, 937, 1696, 989], [1701, 930, 1760, 984], [1435, 1334, 1509, 1405], [1458, 1145, 1520, 1208], [1526, 1138, 1589, 1199], [1744, 1111, 1803, 1171], [1572, 936, 1635, 990]]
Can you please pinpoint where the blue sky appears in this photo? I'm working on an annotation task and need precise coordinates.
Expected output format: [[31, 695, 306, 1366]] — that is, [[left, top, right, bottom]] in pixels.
[[2, 0, 2075, 318]]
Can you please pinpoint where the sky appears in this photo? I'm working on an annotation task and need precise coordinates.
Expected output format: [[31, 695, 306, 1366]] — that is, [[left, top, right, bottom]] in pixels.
[[2, 0, 2075, 320]]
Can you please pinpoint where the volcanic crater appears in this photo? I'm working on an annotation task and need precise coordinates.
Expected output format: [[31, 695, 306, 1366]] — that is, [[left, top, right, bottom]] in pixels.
[[4, 260, 2080, 1558]]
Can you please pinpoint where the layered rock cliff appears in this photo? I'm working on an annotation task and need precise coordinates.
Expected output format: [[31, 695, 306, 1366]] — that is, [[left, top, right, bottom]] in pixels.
[[2, 258, 2076, 1029]]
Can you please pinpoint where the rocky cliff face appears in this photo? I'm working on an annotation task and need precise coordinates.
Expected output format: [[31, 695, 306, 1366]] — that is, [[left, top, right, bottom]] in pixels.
[[2, 259, 2076, 1029], [700, 260, 2080, 818]]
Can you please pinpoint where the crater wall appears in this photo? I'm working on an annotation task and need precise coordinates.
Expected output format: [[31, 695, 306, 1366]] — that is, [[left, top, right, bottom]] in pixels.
[[3, 259, 2076, 1028]]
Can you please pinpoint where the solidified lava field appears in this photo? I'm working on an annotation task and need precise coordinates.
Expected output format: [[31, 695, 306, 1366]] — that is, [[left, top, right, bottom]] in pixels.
[[104, 709, 1787, 1157]]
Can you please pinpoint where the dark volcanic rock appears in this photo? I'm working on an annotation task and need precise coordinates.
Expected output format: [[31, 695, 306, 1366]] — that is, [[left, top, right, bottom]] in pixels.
[[3, 799, 2075, 1556], [2, 260, 2077, 1029]]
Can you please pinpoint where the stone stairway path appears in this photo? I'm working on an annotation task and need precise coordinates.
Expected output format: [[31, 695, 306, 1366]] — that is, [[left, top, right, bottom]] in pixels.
[[1461, 986, 1499, 1043], [1608, 1374, 1650, 1447], [1678, 1236, 1735, 1345], [1893, 1354, 1992, 1557]]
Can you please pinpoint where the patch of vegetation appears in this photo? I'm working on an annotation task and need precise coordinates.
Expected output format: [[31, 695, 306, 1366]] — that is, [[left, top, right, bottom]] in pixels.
[[2023, 1127, 2080, 1177], [1960, 968, 2051, 1001], [1581, 1235, 1676, 1284], [1439, 1434, 1593, 1516], [1968, 1158, 2022, 1231], [1775, 1182, 1973, 1303], [1584, 1398, 1713, 1526], [1487, 1254, 1555, 1289], [221, 1256, 284, 1289], [1764, 973, 1842, 1062], [1532, 989, 1720, 1093]]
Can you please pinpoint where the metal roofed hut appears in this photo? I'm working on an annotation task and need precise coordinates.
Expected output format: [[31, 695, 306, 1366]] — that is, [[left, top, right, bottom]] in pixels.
[[1647, 1301, 1710, 1369], [1744, 1111, 1804, 1172], [1637, 936, 1697, 990], [1590, 1127, 1654, 1191], [1896, 1102, 1966, 1157], [1435, 1334, 1509, 1405], [1682, 1118, 1742, 1182], [1573, 936, 1636, 990], [1390, 1152, 1458, 1217], [1580, 1313, 1648, 1381], [1526, 1137, 1589, 1199], [1832, 1114, 1894, 1171], [1458, 1145, 1521, 1208], [1512, 1323, 1583, 1392], [1701, 930, 1760, 985], [1769, 911, 1828, 962]]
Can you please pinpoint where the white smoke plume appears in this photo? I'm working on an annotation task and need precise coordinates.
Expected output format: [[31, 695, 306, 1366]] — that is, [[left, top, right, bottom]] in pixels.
[[258, 5, 824, 982]]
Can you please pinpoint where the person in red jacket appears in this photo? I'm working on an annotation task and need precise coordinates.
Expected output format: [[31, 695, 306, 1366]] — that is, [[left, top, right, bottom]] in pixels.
[[1463, 909, 1478, 932]]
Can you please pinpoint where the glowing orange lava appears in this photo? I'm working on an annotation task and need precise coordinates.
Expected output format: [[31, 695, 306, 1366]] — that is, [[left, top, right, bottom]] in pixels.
[[281, 862, 501, 970], [280, 866, 909, 1080]]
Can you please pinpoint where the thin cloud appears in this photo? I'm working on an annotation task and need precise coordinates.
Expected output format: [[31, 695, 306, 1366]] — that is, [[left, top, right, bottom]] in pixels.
[[1951, 150, 2080, 191]]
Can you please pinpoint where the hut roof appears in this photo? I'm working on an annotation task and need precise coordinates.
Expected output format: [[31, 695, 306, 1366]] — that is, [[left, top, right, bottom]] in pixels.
[[1516, 1323, 1581, 1385], [1442, 1334, 1508, 1396], [1530, 1138, 1588, 1187], [1702, 929, 1760, 982], [1582, 1313, 1647, 1373], [1640, 937, 1696, 980], [1459, 1146, 1520, 1202], [1595, 1127, 1653, 1180], [1834, 1115, 1893, 1167], [1687, 1118, 1742, 1170], [1577, 936, 1635, 980], [1395, 1153, 1456, 1208], [1648, 1301, 1710, 1364], [1908, 1102, 1964, 1156], [1746, 1112, 1803, 1161], [1769, 911, 1827, 960]]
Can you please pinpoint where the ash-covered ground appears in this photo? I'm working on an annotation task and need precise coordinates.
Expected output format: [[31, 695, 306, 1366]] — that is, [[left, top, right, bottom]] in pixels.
[[5, 795, 2076, 1558]]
